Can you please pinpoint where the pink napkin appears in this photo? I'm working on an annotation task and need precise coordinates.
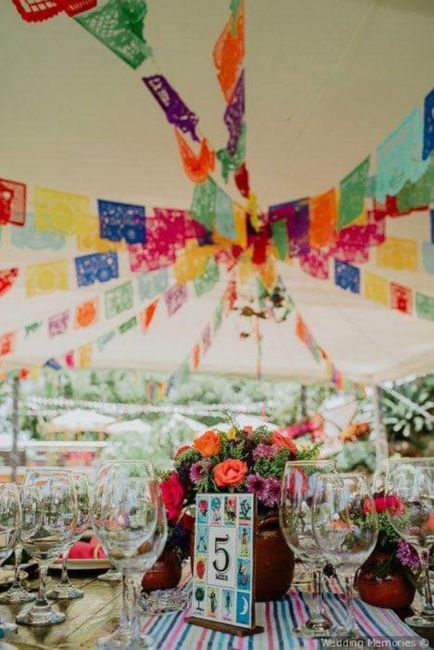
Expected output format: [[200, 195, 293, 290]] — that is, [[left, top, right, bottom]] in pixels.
[[68, 536, 106, 560]]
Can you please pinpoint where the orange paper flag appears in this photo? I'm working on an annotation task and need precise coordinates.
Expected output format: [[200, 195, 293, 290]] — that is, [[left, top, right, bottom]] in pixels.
[[213, 0, 245, 102], [175, 130, 215, 183], [142, 300, 159, 332], [309, 188, 337, 248]]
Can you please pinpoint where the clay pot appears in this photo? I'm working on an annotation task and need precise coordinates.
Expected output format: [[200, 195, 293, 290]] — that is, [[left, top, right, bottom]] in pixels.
[[357, 550, 416, 610], [190, 515, 294, 602], [142, 549, 182, 592]]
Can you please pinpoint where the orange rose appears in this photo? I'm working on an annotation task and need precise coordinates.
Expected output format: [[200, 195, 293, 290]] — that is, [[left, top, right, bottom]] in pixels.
[[214, 459, 248, 488], [193, 430, 221, 457], [272, 431, 297, 456]]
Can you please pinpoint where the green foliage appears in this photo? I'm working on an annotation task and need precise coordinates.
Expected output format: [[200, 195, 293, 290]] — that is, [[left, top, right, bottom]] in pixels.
[[333, 440, 376, 473], [382, 379, 434, 450]]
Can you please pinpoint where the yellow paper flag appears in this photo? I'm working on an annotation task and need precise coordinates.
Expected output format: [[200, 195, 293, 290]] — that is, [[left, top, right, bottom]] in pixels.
[[26, 260, 69, 297], [79, 343, 92, 369], [363, 271, 389, 306], [376, 237, 418, 272], [34, 187, 90, 236]]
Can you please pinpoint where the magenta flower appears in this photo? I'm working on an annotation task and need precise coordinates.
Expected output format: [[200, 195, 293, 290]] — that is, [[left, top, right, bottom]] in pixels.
[[189, 461, 211, 484], [252, 443, 279, 461], [246, 473, 267, 499], [262, 477, 282, 507], [396, 540, 420, 571]]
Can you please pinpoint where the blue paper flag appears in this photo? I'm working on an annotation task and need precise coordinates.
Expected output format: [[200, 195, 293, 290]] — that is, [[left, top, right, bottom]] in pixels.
[[75, 252, 119, 287], [98, 200, 146, 244], [423, 88, 434, 160], [44, 359, 62, 371], [334, 259, 360, 293]]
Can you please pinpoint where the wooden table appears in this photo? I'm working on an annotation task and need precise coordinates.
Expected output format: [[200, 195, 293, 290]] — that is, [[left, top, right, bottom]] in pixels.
[[0, 574, 122, 650]]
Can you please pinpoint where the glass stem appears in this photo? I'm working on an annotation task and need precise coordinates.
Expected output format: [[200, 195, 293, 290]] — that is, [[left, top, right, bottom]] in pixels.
[[343, 575, 357, 633], [60, 553, 71, 586], [311, 568, 325, 620], [420, 548, 434, 615], [118, 569, 129, 631], [36, 562, 50, 607], [12, 545, 22, 589], [125, 572, 143, 642]]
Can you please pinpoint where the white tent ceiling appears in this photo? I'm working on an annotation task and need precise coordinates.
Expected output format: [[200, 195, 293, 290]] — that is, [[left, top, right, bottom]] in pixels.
[[0, 0, 434, 384]]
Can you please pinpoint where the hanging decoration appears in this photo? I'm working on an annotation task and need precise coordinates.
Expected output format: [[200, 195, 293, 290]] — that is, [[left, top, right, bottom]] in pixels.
[[164, 283, 188, 317], [12, 214, 65, 250], [137, 268, 168, 302], [422, 88, 434, 160], [76, 217, 124, 253], [128, 208, 187, 272], [0, 331, 17, 357], [217, 123, 246, 183], [390, 282, 413, 315], [105, 281, 134, 318], [141, 299, 158, 332], [224, 71, 245, 156], [212, 0, 244, 102], [26, 259, 69, 297], [48, 311, 70, 338], [75, 0, 152, 69], [143, 75, 200, 142], [11, 0, 63, 23], [34, 187, 89, 236], [309, 188, 337, 248], [193, 257, 220, 297], [75, 252, 119, 287], [215, 186, 236, 240], [0, 178, 26, 226], [422, 242, 434, 275], [363, 272, 389, 307], [75, 298, 99, 328], [416, 292, 434, 322], [337, 156, 370, 230], [98, 200, 146, 245], [375, 237, 418, 272], [334, 259, 360, 294], [0, 268, 18, 298], [175, 131, 215, 184], [190, 178, 217, 230], [118, 316, 138, 334]]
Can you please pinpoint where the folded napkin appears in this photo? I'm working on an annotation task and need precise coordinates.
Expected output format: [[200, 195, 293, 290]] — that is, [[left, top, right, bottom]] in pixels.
[[68, 536, 106, 560]]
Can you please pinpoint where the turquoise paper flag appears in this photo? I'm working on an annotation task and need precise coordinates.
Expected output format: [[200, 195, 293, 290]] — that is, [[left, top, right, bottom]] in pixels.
[[422, 242, 434, 275], [416, 293, 434, 321], [271, 220, 289, 260], [376, 107, 428, 202], [338, 156, 370, 229], [194, 258, 220, 297], [190, 178, 217, 229], [215, 187, 236, 240], [137, 268, 168, 301]]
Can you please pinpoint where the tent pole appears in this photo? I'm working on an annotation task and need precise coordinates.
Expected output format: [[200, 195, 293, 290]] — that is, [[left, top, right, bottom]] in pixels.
[[371, 384, 388, 471], [11, 376, 20, 484]]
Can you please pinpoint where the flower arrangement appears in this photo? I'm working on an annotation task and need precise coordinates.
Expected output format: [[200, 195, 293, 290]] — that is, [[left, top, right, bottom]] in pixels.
[[160, 423, 321, 521], [361, 493, 420, 581]]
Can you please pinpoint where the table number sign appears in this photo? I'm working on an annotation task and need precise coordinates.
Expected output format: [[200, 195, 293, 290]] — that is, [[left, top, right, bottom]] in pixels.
[[187, 493, 263, 636]]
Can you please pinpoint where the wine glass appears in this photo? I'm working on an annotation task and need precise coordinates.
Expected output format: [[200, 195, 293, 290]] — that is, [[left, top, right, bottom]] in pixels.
[[280, 460, 337, 638], [17, 468, 78, 626], [312, 473, 378, 637], [385, 457, 434, 627], [0, 485, 35, 605], [47, 471, 90, 600], [0, 483, 22, 631], [91, 460, 165, 649]]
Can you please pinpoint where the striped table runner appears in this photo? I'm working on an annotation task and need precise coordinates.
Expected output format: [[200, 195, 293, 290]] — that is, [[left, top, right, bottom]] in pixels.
[[140, 576, 425, 649]]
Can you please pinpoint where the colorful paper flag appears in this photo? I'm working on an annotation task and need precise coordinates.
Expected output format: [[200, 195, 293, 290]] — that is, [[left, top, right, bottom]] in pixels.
[[194, 257, 220, 297], [98, 200, 146, 245], [118, 316, 138, 334], [97, 330, 116, 351], [215, 187, 236, 240], [75, 0, 152, 69], [34, 187, 89, 236], [213, 0, 244, 102], [391, 282, 412, 314], [334, 259, 360, 294], [190, 178, 217, 230], [299, 248, 329, 280], [164, 284, 188, 317], [202, 324, 212, 353], [26, 260, 69, 297], [175, 131, 215, 183], [128, 208, 186, 272], [423, 88, 434, 160], [422, 242, 434, 275], [64, 350, 75, 368], [363, 271, 389, 307], [0, 178, 26, 226], [25, 321, 42, 337], [75, 299, 99, 329], [395, 157, 434, 213], [48, 310, 70, 338], [338, 157, 370, 230], [272, 220, 289, 260], [11, 0, 63, 22], [224, 71, 245, 156], [78, 343, 92, 368], [217, 123, 246, 183], [416, 292, 434, 321], [141, 300, 159, 332], [0, 331, 17, 357], [214, 300, 224, 332], [0, 268, 18, 297], [12, 213, 65, 250], [309, 188, 337, 248], [376, 107, 428, 202], [376, 237, 418, 272], [75, 252, 119, 287], [143, 75, 199, 141], [76, 217, 124, 253], [192, 344, 200, 370], [105, 282, 134, 318], [137, 269, 168, 302]]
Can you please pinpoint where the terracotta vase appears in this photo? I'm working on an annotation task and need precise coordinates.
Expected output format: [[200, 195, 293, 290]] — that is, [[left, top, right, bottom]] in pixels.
[[190, 515, 294, 602], [357, 550, 416, 610], [142, 549, 182, 592]]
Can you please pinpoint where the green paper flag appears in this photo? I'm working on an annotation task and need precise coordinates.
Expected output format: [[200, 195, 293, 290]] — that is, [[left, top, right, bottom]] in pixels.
[[25, 321, 42, 337], [416, 292, 434, 321], [271, 220, 289, 260], [75, 0, 152, 70], [217, 123, 246, 182], [190, 178, 217, 229], [118, 316, 138, 334], [215, 187, 236, 240], [396, 158, 434, 213], [105, 281, 134, 318], [338, 156, 370, 230], [194, 257, 220, 297], [214, 300, 224, 332]]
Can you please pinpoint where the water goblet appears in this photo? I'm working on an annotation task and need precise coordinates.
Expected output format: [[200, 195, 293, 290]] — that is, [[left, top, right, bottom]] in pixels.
[[385, 457, 434, 628], [47, 471, 90, 600], [312, 473, 378, 637], [0, 483, 22, 631], [91, 460, 165, 649], [17, 468, 77, 626], [280, 459, 337, 638]]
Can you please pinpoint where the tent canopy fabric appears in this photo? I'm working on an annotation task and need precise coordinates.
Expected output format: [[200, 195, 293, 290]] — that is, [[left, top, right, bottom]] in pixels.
[[1, 1, 434, 384], [44, 409, 116, 433], [105, 419, 152, 436]]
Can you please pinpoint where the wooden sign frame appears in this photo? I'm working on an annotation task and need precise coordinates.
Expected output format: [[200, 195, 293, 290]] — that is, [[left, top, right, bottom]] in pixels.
[[187, 492, 263, 637]]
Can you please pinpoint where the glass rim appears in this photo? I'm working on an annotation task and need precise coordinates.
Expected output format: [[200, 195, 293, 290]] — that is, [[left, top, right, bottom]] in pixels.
[[389, 457, 434, 463], [284, 459, 336, 468]]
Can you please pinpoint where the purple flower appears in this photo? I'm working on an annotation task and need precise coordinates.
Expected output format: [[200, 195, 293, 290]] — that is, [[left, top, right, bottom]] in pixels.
[[262, 477, 282, 507], [252, 443, 279, 461], [246, 473, 267, 499], [396, 540, 420, 571], [189, 461, 211, 485]]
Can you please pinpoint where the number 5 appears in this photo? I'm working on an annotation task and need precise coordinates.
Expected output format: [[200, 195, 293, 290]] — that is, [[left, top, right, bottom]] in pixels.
[[213, 535, 230, 573]]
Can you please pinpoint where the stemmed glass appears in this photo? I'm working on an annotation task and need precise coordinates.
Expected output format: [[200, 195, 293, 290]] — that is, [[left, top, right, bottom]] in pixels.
[[280, 460, 337, 638], [47, 471, 90, 600], [312, 473, 378, 637], [385, 457, 434, 628], [91, 460, 166, 649], [0, 483, 22, 631], [0, 485, 35, 605], [17, 468, 78, 626]]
